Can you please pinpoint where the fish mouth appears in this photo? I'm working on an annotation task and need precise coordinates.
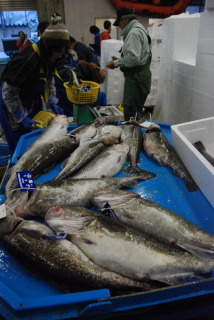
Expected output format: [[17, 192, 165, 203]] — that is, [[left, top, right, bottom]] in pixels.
[[145, 124, 161, 134], [10, 218, 24, 235]]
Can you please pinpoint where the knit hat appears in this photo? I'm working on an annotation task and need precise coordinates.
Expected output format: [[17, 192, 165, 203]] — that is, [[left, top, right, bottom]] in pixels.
[[42, 14, 70, 48], [113, 7, 135, 26]]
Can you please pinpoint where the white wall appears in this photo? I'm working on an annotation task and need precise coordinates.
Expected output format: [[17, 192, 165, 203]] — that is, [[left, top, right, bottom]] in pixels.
[[64, 0, 149, 45]]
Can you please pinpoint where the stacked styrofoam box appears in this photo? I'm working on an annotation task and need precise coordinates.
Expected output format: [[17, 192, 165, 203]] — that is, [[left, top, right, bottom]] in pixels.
[[153, 13, 200, 124], [100, 40, 124, 105], [189, 9, 214, 120], [205, 0, 214, 10], [145, 24, 163, 106]]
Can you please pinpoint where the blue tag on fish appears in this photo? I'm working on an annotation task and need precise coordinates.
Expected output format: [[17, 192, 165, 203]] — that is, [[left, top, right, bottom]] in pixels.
[[16, 171, 36, 192], [43, 233, 68, 239], [102, 202, 118, 220]]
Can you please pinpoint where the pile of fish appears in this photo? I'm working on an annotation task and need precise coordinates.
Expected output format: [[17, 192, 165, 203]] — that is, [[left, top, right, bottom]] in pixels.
[[1, 114, 214, 295]]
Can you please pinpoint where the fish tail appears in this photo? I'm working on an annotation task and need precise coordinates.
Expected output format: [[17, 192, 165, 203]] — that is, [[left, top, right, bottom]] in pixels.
[[185, 177, 198, 193], [179, 241, 214, 260], [123, 166, 156, 180], [193, 141, 206, 153]]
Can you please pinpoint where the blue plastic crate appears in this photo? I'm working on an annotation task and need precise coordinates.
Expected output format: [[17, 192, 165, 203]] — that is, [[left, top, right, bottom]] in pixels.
[[0, 121, 214, 319], [0, 143, 11, 167], [0, 143, 11, 156]]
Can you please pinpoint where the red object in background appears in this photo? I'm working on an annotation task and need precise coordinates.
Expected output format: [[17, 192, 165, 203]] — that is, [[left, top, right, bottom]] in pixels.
[[110, 0, 193, 17]]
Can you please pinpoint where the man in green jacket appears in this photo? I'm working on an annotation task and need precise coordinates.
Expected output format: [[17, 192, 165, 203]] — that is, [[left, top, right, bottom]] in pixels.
[[106, 7, 151, 121]]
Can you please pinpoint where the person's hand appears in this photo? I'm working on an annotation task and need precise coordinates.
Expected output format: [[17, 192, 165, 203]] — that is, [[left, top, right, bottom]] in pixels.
[[50, 102, 64, 115], [48, 96, 64, 114], [106, 60, 115, 69], [21, 116, 36, 129]]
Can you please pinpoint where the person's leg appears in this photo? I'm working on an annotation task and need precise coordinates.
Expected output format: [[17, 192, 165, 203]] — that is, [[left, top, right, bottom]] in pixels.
[[0, 88, 27, 153], [123, 75, 139, 121]]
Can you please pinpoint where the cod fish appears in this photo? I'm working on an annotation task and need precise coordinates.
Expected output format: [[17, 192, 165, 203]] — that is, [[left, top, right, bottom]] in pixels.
[[193, 141, 214, 167], [71, 143, 130, 179], [54, 140, 106, 181], [21, 175, 155, 216], [121, 125, 155, 176], [45, 207, 213, 286], [92, 188, 214, 259], [3, 220, 153, 292], [5, 115, 71, 198], [5, 135, 77, 199], [97, 125, 122, 144], [143, 123, 198, 192], [0, 209, 23, 240]]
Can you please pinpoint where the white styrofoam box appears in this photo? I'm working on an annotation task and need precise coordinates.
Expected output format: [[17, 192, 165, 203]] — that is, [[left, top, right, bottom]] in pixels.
[[194, 65, 214, 83], [167, 14, 200, 61], [189, 88, 214, 122], [100, 39, 125, 105], [173, 71, 194, 89], [151, 45, 163, 59], [171, 80, 193, 101], [195, 52, 214, 69], [171, 117, 214, 207], [199, 10, 214, 27], [197, 39, 214, 55], [93, 106, 123, 117], [205, 0, 214, 10], [168, 108, 191, 125], [193, 76, 214, 97], [198, 11, 214, 40], [151, 77, 159, 86], [173, 59, 196, 74], [148, 25, 163, 38]]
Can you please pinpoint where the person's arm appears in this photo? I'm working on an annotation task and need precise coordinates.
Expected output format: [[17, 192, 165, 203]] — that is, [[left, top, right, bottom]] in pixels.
[[114, 33, 142, 69], [48, 76, 64, 115], [2, 82, 36, 128], [2, 82, 28, 122], [94, 34, 100, 51]]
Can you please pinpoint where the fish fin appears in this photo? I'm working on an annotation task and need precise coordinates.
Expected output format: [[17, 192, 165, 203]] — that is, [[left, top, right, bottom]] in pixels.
[[152, 272, 196, 285], [121, 181, 138, 189], [123, 166, 154, 176], [6, 166, 14, 181], [179, 241, 214, 259], [193, 141, 206, 153], [61, 158, 69, 170], [42, 163, 56, 175], [185, 177, 198, 193]]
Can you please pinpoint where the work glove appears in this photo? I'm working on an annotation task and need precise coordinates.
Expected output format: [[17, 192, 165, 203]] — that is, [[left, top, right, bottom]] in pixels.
[[21, 116, 36, 129], [50, 102, 64, 115], [48, 96, 64, 115]]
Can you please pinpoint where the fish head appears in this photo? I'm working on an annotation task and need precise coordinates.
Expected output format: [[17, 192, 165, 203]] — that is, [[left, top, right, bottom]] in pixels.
[[143, 123, 161, 135], [0, 210, 23, 240], [45, 207, 97, 234], [49, 115, 69, 126], [115, 142, 129, 154], [99, 134, 119, 146], [92, 188, 136, 209]]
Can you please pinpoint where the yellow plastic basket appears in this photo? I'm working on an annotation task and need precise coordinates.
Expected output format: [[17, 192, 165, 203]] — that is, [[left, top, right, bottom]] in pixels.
[[32, 111, 55, 129], [64, 81, 100, 105]]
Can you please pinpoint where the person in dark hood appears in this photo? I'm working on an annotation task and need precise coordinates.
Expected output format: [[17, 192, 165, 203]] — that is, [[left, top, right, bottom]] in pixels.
[[37, 21, 49, 37], [89, 25, 101, 57], [106, 7, 152, 121], [0, 14, 70, 152]]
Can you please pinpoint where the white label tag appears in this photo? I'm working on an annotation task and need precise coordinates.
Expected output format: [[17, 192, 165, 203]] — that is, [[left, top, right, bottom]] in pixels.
[[0, 204, 6, 219]]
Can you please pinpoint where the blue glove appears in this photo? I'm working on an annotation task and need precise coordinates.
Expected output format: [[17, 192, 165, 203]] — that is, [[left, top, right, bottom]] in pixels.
[[50, 102, 64, 115], [21, 116, 36, 129], [48, 95, 64, 115]]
